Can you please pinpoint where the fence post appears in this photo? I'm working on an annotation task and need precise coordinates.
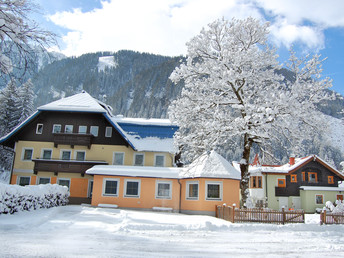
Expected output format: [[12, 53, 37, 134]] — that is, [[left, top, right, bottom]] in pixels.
[[215, 205, 218, 218], [232, 203, 236, 223], [321, 210, 326, 225], [282, 208, 286, 225]]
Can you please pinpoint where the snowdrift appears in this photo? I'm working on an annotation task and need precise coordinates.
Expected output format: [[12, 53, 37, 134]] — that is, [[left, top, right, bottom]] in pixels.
[[0, 183, 69, 214]]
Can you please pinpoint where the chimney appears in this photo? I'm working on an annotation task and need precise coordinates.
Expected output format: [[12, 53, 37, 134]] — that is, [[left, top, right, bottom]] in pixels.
[[289, 155, 295, 166]]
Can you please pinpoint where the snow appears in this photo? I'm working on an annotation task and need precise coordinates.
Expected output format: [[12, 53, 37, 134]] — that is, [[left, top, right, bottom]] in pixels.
[[324, 116, 344, 154], [1, 205, 344, 257], [300, 186, 344, 191], [113, 115, 175, 126], [127, 136, 175, 153], [97, 56, 117, 72]]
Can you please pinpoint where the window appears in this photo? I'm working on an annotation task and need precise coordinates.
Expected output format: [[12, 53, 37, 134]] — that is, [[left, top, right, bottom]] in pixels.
[[58, 179, 70, 189], [154, 155, 165, 167], [250, 176, 262, 188], [105, 127, 112, 137], [113, 152, 124, 165], [36, 124, 43, 134], [134, 153, 144, 166], [61, 150, 71, 160], [205, 181, 222, 200], [38, 177, 50, 184], [65, 125, 73, 133], [302, 172, 306, 182], [18, 176, 30, 186], [308, 172, 318, 183], [290, 174, 297, 183], [53, 124, 61, 133], [22, 148, 33, 161], [75, 151, 86, 161], [328, 176, 334, 184], [186, 181, 199, 200], [315, 194, 323, 205], [337, 195, 343, 201], [90, 126, 99, 137], [155, 181, 172, 199], [277, 179, 286, 188], [124, 179, 140, 197], [42, 149, 52, 160], [103, 179, 119, 196], [78, 125, 87, 134]]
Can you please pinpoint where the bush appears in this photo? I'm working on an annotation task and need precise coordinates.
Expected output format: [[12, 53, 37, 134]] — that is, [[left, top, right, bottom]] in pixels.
[[0, 183, 69, 214]]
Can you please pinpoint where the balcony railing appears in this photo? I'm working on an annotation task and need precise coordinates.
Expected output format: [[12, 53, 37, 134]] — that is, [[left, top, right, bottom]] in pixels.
[[32, 158, 107, 176], [53, 133, 94, 149], [275, 186, 300, 197]]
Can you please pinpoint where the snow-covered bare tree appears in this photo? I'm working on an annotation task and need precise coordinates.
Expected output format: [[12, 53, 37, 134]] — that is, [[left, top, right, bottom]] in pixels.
[[168, 17, 332, 205], [18, 78, 35, 122], [0, 0, 56, 77]]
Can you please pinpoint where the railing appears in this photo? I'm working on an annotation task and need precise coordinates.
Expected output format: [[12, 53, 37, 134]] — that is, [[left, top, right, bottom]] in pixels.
[[216, 205, 305, 224], [275, 187, 300, 197], [320, 210, 344, 225], [53, 133, 94, 149], [33, 158, 107, 176]]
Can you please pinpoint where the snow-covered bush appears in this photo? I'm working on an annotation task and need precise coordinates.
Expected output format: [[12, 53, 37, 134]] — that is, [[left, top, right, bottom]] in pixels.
[[0, 183, 69, 214], [325, 200, 344, 213]]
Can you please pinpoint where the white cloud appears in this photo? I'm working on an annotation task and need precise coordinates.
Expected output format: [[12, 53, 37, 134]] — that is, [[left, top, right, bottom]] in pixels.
[[47, 0, 344, 56]]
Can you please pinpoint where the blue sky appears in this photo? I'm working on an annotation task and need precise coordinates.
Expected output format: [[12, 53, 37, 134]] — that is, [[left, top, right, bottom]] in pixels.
[[33, 0, 344, 95]]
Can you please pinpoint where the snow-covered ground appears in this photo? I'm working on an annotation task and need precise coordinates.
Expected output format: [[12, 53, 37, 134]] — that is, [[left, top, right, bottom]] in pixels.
[[1, 206, 344, 257]]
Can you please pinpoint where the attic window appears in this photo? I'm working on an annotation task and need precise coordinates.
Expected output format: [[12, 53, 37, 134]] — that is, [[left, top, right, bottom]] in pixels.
[[308, 172, 317, 183], [53, 124, 61, 133], [290, 175, 297, 183], [36, 124, 43, 134], [105, 127, 112, 137], [250, 176, 262, 188], [328, 176, 334, 184], [277, 179, 286, 188]]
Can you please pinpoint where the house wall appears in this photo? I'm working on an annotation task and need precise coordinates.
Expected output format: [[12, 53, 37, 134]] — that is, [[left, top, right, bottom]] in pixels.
[[300, 190, 344, 213], [266, 174, 286, 210]]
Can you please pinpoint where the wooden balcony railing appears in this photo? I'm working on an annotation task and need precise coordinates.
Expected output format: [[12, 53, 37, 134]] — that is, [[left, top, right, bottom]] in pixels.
[[275, 186, 300, 197], [53, 133, 94, 149], [32, 158, 107, 176]]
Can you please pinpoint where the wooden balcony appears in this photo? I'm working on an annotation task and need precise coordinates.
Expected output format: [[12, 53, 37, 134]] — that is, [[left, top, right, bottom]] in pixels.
[[53, 133, 94, 149], [33, 158, 108, 176], [275, 187, 300, 197]]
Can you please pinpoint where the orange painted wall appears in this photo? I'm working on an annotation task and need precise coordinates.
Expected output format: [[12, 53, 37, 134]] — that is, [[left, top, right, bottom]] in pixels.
[[51, 177, 57, 184], [11, 175, 17, 184], [91, 175, 180, 210]]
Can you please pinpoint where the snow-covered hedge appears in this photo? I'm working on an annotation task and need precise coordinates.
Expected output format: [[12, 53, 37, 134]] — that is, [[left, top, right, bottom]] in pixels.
[[0, 183, 70, 214], [325, 200, 344, 213]]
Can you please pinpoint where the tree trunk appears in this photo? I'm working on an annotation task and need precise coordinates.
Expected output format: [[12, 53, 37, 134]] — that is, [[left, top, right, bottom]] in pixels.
[[240, 133, 252, 207]]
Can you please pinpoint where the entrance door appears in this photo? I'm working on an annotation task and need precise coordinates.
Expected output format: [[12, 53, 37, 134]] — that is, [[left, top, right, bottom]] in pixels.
[[279, 197, 288, 210], [88, 180, 93, 198], [292, 197, 301, 210]]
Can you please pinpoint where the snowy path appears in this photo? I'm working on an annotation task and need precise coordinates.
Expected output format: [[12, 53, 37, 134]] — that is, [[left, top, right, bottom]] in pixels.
[[1, 205, 344, 257]]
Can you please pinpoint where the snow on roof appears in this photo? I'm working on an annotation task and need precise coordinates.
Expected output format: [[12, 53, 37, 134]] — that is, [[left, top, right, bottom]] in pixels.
[[113, 115, 175, 126], [38, 91, 106, 113], [181, 151, 241, 180], [300, 186, 344, 191]]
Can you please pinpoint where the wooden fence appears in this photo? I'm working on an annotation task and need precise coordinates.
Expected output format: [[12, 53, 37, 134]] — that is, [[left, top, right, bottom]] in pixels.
[[216, 205, 305, 224], [320, 210, 344, 225]]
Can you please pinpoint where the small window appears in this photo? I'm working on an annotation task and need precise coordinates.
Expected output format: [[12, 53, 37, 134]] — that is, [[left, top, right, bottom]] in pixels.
[[103, 179, 119, 196], [18, 176, 30, 186], [328, 176, 334, 184], [134, 153, 144, 166], [315, 194, 323, 204], [154, 155, 165, 167], [58, 179, 70, 189], [308, 172, 317, 183], [42, 149, 52, 160], [38, 177, 50, 184], [53, 124, 61, 133], [113, 152, 124, 165], [250, 176, 262, 188], [290, 174, 297, 183], [65, 125, 73, 133], [156, 181, 172, 199], [278, 179, 286, 188], [105, 127, 112, 137], [61, 150, 71, 160], [75, 151, 86, 161], [78, 125, 87, 134], [36, 124, 43, 134], [22, 148, 33, 161], [206, 181, 222, 200], [90, 126, 99, 137], [186, 181, 199, 200], [124, 179, 140, 197]]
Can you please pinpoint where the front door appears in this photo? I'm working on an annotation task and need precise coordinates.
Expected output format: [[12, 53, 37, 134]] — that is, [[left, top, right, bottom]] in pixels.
[[292, 197, 301, 210], [279, 197, 288, 210]]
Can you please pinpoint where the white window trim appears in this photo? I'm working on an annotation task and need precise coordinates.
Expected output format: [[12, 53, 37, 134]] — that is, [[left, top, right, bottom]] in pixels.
[[186, 181, 199, 200], [37, 177, 51, 184], [315, 194, 324, 205], [74, 150, 86, 161], [65, 125, 74, 133], [60, 149, 72, 160], [36, 123, 43, 134], [154, 154, 165, 167], [124, 179, 141, 198], [105, 126, 112, 137], [57, 178, 71, 189], [133, 153, 145, 166], [205, 181, 223, 201], [52, 124, 61, 133], [21, 148, 34, 161], [102, 178, 120, 196], [78, 125, 87, 134], [41, 148, 53, 159], [90, 126, 99, 137], [17, 176, 31, 185], [113, 152, 125, 165], [155, 180, 172, 199]]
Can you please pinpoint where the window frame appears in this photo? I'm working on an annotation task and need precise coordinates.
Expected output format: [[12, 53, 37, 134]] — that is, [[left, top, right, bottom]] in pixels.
[[315, 194, 324, 205], [124, 179, 141, 198], [90, 126, 99, 137], [65, 124, 74, 133], [113, 152, 125, 165], [250, 176, 263, 188], [36, 123, 43, 134], [205, 181, 222, 201], [186, 181, 199, 200], [328, 176, 334, 184], [302, 172, 306, 181], [105, 126, 112, 137], [60, 150, 72, 160], [155, 180, 172, 199], [18, 176, 31, 186], [277, 178, 286, 188], [290, 174, 297, 183], [58, 178, 70, 189], [22, 148, 34, 161], [154, 154, 165, 167], [75, 150, 86, 161], [38, 177, 51, 185], [78, 125, 87, 134], [133, 153, 144, 166], [52, 124, 61, 133], [102, 178, 119, 196], [308, 172, 318, 183], [41, 149, 53, 160]]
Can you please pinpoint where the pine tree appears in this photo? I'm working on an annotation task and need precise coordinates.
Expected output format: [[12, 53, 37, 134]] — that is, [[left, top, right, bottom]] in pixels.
[[18, 79, 35, 122]]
